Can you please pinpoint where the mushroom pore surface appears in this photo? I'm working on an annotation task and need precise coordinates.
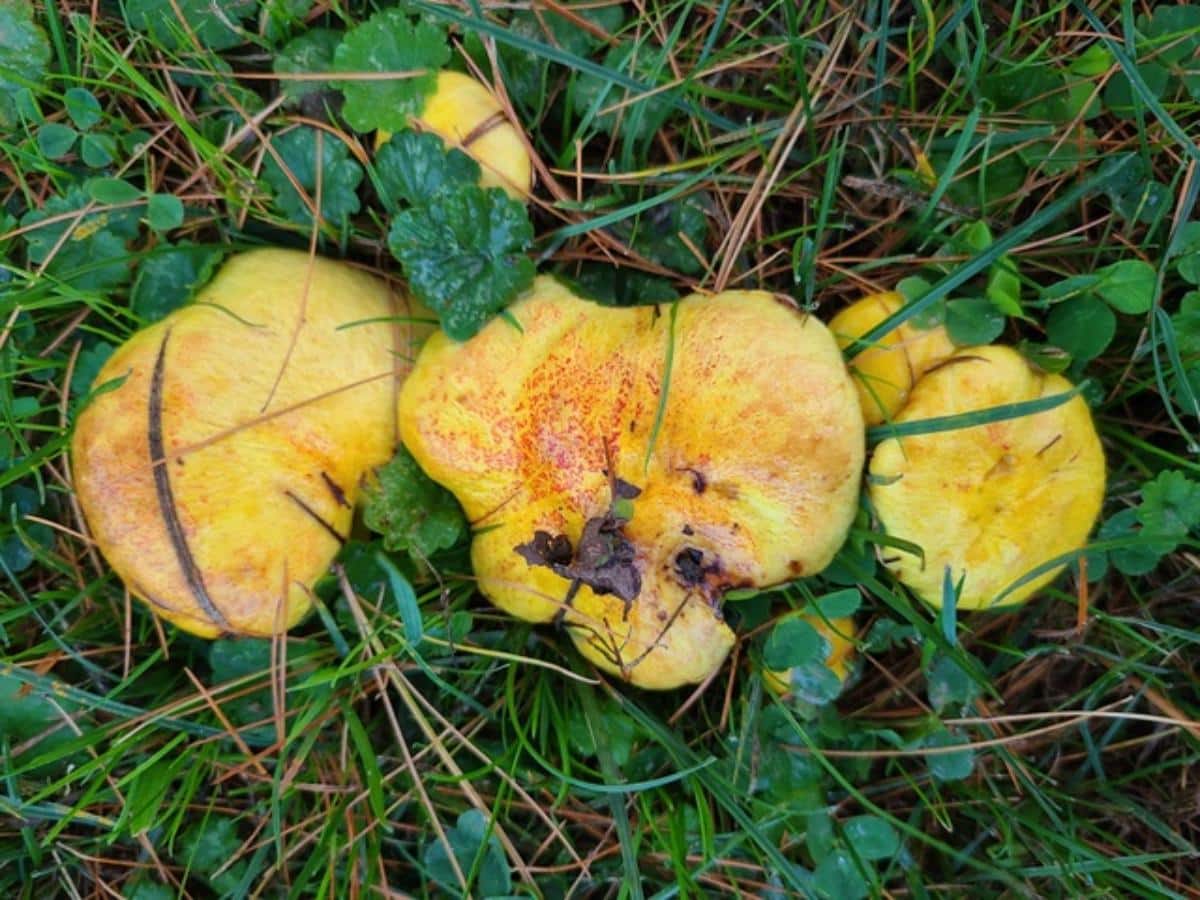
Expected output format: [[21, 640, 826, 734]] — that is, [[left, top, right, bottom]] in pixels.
[[869, 345, 1105, 610], [72, 248, 431, 636], [399, 277, 865, 689]]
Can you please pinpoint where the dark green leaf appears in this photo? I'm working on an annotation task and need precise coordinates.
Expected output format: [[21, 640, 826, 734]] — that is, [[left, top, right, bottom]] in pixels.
[[131, 243, 225, 322], [808, 589, 861, 619], [0, 668, 88, 772], [146, 193, 184, 232], [926, 653, 980, 713], [21, 187, 140, 290], [388, 184, 535, 340], [375, 129, 479, 210], [1172, 221, 1200, 285], [36, 122, 77, 159], [564, 263, 679, 307], [1101, 508, 1169, 576], [123, 881, 174, 900], [806, 810, 836, 860], [1137, 470, 1200, 540], [126, 756, 178, 835], [125, 0, 256, 51], [573, 42, 675, 144], [423, 810, 512, 897], [85, 176, 141, 206], [275, 28, 341, 105], [1113, 179, 1172, 224], [362, 445, 466, 558], [567, 696, 637, 767], [627, 194, 710, 275], [80, 131, 117, 168], [764, 617, 823, 670], [0, 3, 50, 94], [945, 296, 1005, 345], [208, 638, 272, 679], [843, 815, 900, 861], [925, 727, 975, 781], [179, 816, 241, 875], [1096, 259, 1156, 314], [501, 2, 627, 109], [261, 126, 363, 227], [1103, 61, 1170, 117], [69, 341, 115, 403], [1144, 5, 1200, 65], [788, 662, 846, 705], [1046, 295, 1116, 362], [64, 87, 102, 129], [333, 8, 449, 133], [814, 850, 869, 900], [1069, 43, 1112, 77]]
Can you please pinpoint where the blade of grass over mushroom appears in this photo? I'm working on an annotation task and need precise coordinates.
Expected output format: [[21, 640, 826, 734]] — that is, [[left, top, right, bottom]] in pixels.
[[643, 300, 679, 472], [866, 382, 1086, 443], [844, 155, 1137, 358]]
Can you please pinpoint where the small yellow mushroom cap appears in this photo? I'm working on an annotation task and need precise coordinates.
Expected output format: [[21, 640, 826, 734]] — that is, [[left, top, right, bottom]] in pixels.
[[830, 292, 957, 426], [869, 345, 1105, 611], [72, 249, 432, 637], [399, 277, 865, 690], [762, 614, 856, 696], [376, 70, 532, 199]]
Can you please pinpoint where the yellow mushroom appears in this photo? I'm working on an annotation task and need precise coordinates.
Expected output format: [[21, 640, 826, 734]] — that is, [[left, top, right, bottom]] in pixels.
[[830, 292, 956, 426], [762, 614, 857, 697], [399, 277, 865, 690], [72, 249, 432, 637], [868, 345, 1105, 610], [376, 70, 532, 199]]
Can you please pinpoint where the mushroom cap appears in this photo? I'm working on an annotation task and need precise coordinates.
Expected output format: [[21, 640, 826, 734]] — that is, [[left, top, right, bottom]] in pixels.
[[72, 249, 431, 637], [830, 292, 956, 425], [869, 346, 1105, 610], [376, 70, 532, 199], [399, 277, 865, 689], [762, 614, 856, 696]]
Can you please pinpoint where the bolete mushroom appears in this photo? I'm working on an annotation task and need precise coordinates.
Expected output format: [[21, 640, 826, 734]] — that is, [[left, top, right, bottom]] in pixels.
[[830, 292, 956, 425], [398, 277, 865, 689], [72, 249, 431, 636], [868, 345, 1105, 610], [377, 70, 532, 199]]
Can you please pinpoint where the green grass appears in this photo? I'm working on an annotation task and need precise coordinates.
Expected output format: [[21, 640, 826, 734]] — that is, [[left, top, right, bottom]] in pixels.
[[3, 0, 1200, 897]]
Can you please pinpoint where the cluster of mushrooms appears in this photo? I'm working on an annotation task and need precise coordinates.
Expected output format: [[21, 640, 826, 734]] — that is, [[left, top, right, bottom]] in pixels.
[[72, 68, 1105, 692]]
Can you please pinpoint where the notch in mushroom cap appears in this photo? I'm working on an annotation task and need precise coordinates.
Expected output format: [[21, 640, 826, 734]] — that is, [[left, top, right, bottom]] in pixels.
[[72, 249, 433, 637], [868, 345, 1105, 610], [830, 292, 957, 426], [399, 277, 866, 690], [376, 71, 532, 200]]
